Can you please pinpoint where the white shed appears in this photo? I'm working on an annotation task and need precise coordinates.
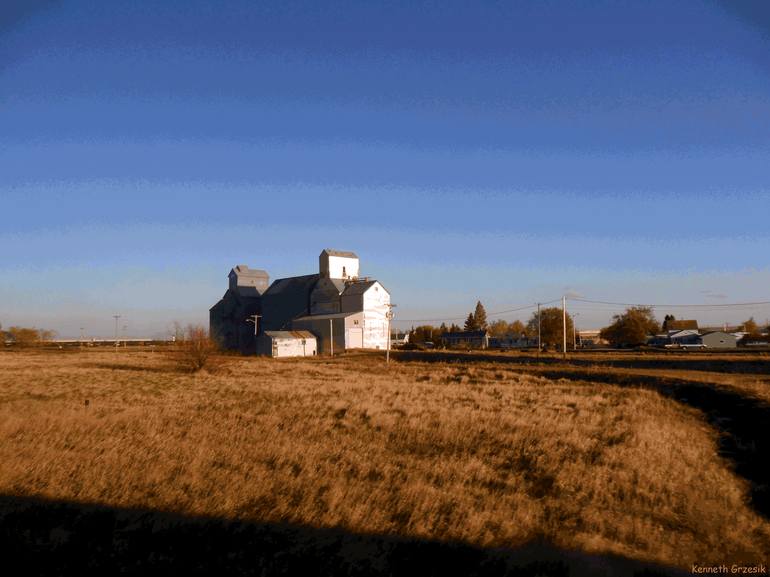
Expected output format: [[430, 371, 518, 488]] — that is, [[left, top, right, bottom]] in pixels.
[[256, 331, 317, 358]]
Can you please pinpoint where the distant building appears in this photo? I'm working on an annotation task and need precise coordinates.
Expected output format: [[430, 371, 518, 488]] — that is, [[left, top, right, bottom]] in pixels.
[[668, 329, 702, 346], [489, 335, 533, 349], [210, 250, 391, 355], [577, 329, 609, 347], [441, 330, 490, 349], [663, 319, 698, 332], [701, 331, 737, 349], [209, 265, 269, 353], [256, 331, 317, 358], [390, 331, 410, 346]]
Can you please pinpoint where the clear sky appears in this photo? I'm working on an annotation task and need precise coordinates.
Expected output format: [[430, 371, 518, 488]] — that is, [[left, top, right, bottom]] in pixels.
[[2, 0, 770, 337]]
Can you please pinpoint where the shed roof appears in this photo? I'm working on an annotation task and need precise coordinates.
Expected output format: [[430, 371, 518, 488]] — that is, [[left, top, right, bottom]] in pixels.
[[321, 249, 358, 258], [263, 330, 316, 340]]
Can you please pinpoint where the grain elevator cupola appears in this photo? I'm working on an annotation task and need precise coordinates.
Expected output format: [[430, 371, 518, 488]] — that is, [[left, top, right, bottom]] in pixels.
[[319, 249, 359, 280], [228, 265, 270, 296]]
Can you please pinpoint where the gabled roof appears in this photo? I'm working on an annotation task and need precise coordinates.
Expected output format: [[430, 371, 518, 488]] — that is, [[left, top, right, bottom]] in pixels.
[[209, 287, 261, 311], [230, 265, 268, 277], [664, 319, 698, 331], [313, 277, 346, 294], [321, 249, 358, 258], [341, 280, 380, 296], [669, 329, 700, 338], [262, 274, 320, 296], [235, 286, 262, 298]]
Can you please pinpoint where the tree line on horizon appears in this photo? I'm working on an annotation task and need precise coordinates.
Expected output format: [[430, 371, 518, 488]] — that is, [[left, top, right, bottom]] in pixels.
[[409, 301, 575, 347], [408, 302, 769, 348], [0, 323, 57, 347]]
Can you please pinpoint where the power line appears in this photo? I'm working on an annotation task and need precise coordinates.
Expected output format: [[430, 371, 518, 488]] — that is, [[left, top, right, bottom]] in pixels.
[[396, 300, 561, 323], [394, 295, 770, 325], [569, 297, 770, 308]]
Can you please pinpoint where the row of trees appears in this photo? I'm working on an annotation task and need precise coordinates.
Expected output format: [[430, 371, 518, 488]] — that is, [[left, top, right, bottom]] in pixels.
[[409, 302, 770, 349], [0, 323, 57, 347], [409, 302, 575, 347], [599, 309, 768, 347]]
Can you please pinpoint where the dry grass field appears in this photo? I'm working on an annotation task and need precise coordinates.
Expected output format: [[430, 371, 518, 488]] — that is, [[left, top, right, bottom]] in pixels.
[[1, 348, 768, 575]]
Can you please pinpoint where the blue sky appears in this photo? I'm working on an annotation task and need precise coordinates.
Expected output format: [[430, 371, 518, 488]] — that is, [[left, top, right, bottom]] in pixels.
[[2, 0, 770, 336]]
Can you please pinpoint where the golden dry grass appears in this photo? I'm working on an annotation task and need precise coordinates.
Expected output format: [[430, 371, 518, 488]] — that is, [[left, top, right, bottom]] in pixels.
[[0, 349, 768, 571]]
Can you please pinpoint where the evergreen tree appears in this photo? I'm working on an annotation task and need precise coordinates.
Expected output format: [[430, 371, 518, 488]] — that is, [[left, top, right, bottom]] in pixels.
[[473, 301, 488, 331], [464, 313, 475, 331]]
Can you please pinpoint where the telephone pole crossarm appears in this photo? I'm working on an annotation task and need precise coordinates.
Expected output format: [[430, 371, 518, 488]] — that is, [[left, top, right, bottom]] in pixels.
[[385, 303, 397, 364]]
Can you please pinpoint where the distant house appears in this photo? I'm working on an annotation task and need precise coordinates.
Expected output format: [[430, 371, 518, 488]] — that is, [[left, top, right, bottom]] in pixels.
[[576, 330, 609, 347], [489, 335, 532, 349], [668, 329, 702, 346], [390, 331, 410, 346], [663, 319, 698, 332], [701, 331, 737, 349], [256, 331, 317, 358], [441, 330, 490, 349]]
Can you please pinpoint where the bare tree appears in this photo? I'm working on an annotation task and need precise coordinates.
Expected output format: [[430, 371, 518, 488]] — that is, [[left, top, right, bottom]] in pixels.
[[171, 324, 221, 372]]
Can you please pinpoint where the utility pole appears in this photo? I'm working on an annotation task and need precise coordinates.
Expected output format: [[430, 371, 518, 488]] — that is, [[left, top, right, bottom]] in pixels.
[[329, 318, 334, 356], [537, 302, 541, 355], [113, 314, 121, 349], [385, 303, 396, 364], [246, 314, 261, 336], [572, 313, 579, 350], [246, 314, 261, 354], [562, 296, 567, 359], [79, 327, 85, 348]]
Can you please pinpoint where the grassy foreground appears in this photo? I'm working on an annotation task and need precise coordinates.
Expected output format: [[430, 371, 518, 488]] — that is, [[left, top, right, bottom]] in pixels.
[[0, 349, 768, 573]]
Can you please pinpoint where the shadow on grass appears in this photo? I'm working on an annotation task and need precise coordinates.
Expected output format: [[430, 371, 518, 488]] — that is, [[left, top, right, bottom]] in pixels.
[[394, 350, 770, 376], [394, 351, 770, 519], [0, 494, 681, 577], [533, 368, 770, 519], [85, 362, 175, 373]]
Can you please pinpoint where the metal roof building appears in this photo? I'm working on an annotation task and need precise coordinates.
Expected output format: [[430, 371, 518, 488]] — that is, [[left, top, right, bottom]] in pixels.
[[210, 249, 391, 355]]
